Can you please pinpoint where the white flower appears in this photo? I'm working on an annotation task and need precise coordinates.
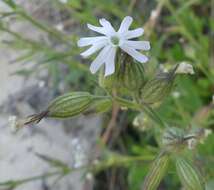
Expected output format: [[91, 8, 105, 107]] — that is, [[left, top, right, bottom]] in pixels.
[[77, 16, 150, 76], [212, 95, 214, 104], [175, 62, 194, 75]]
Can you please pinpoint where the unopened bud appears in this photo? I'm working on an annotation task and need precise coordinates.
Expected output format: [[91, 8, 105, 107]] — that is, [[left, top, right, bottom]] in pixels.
[[162, 127, 185, 152], [140, 66, 177, 106], [47, 92, 94, 118], [12, 92, 97, 128]]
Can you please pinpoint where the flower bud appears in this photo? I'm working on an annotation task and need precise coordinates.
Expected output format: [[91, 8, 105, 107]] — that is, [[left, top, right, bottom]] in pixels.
[[162, 127, 185, 152], [176, 157, 204, 190], [10, 92, 95, 129], [142, 152, 170, 190], [140, 66, 177, 106], [47, 92, 94, 118]]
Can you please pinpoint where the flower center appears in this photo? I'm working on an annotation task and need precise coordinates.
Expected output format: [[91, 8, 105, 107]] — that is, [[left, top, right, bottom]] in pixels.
[[110, 36, 120, 46]]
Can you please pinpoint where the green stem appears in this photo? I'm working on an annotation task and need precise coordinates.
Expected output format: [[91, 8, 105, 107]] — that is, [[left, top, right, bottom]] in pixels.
[[0, 171, 61, 188]]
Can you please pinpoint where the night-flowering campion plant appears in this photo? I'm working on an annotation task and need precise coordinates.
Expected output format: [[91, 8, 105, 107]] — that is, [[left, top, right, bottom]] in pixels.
[[5, 11, 212, 190], [77, 16, 150, 76]]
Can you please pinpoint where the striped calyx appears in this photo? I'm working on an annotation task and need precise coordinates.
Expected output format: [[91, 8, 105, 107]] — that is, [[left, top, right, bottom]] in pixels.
[[176, 157, 204, 190], [47, 92, 94, 118], [140, 65, 178, 107], [142, 152, 170, 190]]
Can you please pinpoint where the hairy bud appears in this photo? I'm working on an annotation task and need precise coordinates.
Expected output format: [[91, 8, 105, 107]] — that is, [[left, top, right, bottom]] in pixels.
[[140, 65, 177, 106]]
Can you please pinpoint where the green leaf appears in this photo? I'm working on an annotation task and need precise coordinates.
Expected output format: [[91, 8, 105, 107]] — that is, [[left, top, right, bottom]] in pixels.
[[35, 153, 68, 169]]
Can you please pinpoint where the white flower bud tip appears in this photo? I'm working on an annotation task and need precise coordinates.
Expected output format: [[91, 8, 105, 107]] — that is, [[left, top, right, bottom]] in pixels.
[[187, 138, 197, 150], [176, 62, 194, 75], [86, 173, 94, 181], [172, 91, 181, 99], [8, 116, 18, 132], [151, 10, 158, 19], [204, 129, 212, 138], [55, 23, 64, 31]]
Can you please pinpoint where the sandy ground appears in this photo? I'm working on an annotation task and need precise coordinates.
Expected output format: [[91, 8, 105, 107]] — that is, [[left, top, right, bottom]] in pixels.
[[0, 49, 26, 104], [0, 1, 100, 190]]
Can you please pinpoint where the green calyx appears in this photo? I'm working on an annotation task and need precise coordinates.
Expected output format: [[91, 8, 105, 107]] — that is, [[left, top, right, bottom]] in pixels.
[[47, 92, 94, 118], [140, 65, 178, 107], [176, 157, 204, 190], [47, 92, 112, 118], [142, 152, 170, 190]]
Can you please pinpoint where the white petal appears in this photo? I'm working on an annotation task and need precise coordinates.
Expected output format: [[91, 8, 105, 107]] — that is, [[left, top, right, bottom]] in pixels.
[[121, 45, 148, 63], [77, 36, 107, 47], [104, 47, 116, 76], [99, 18, 116, 34], [124, 28, 144, 39], [124, 40, 150, 50], [90, 45, 111, 74], [87, 23, 108, 35], [80, 40, 107, 58], [118, 16, 133, 33]]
